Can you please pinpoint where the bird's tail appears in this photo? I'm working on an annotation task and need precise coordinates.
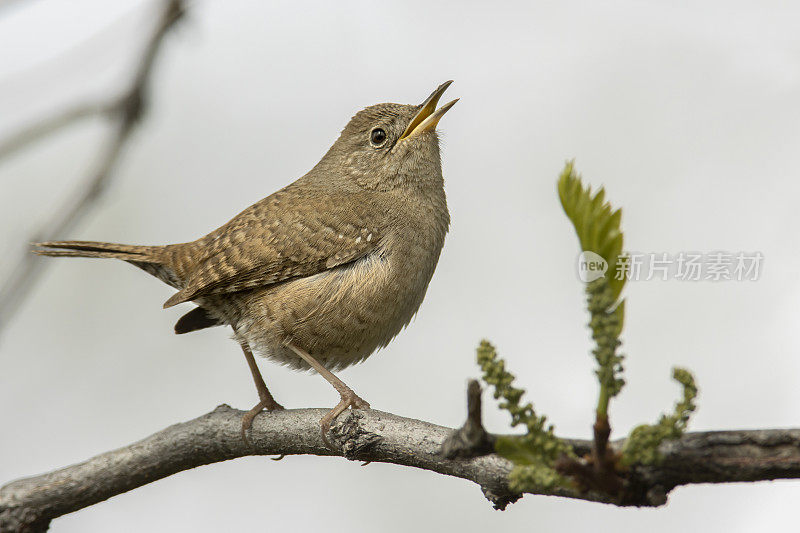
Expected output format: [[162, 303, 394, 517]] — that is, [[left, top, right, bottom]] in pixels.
[[33, 240, 161, 262]]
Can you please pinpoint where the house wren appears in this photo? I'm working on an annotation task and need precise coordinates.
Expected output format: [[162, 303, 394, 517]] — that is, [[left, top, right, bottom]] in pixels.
[[35, 81, 457, 445]]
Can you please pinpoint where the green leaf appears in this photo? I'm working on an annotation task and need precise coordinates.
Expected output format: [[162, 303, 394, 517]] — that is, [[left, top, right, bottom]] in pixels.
[[558, 161, 626, 302], [612, 299, 625, 338], [496, 436, 540, 465], [560, 162, 628, 414]]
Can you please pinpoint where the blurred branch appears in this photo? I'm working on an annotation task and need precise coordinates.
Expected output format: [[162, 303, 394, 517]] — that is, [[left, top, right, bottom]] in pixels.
[[0, 0, 184, 337], [0, 0, 27, 16], [2, 404, 800, 531], [0, 102, 112, 160]]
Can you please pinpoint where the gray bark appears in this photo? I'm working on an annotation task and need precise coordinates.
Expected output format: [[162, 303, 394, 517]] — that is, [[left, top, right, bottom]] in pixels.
[[2, 405, 800, 532]]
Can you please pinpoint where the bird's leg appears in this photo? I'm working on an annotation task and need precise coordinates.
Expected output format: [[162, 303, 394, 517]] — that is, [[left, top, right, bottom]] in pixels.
[[239, 342, 283, 445], [285, 341, 370, 447]]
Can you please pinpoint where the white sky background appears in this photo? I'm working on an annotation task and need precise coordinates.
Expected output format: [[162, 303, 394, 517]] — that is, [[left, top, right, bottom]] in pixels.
[[1, 0, 799, 531]]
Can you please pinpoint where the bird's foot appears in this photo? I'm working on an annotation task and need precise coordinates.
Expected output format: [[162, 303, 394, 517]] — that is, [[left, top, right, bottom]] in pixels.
[[241, 397, 285, 446], [320, 390, 370, 449]]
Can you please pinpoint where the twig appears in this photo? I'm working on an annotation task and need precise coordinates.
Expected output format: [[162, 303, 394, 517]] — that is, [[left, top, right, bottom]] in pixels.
[[2, 405, 800, 531], [0, 0, 185, 338], [0, 102, 114, 160], [555, 414, 625, 496], [440, 379, 496, 459]]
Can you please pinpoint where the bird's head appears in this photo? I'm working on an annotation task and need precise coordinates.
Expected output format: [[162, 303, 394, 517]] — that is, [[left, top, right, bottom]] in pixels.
[[321, 81, 458, 191]]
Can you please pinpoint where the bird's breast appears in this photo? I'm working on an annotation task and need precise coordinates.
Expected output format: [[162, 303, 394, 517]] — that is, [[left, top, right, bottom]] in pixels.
[[235, 221, 446, 372]]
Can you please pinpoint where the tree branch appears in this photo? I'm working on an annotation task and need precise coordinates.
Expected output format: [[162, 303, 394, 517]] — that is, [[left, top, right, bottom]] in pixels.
[[440, 379, 496, 459], [0, 0, 184, 338], [2, 404, 800, 532]]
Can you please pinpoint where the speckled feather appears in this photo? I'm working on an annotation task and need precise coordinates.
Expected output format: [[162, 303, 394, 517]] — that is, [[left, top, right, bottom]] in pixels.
[[161, 183, 383, 308]]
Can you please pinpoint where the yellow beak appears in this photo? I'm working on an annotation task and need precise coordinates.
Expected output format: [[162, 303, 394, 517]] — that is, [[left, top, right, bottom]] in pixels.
[[398, 80, 458, 141]]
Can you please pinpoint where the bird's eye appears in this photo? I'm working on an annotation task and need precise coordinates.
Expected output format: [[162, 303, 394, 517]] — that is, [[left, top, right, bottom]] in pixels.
[[370, 128, 387, 146]]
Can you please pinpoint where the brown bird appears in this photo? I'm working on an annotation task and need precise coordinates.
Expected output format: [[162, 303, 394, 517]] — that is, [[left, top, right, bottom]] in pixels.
[[35, 81, 457, 445]]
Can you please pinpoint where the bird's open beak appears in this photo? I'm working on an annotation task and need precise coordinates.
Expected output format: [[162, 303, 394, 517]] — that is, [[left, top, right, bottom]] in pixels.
[[398, 80, 458, 142]]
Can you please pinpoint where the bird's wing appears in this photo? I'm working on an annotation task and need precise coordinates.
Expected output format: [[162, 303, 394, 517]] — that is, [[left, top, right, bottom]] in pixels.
[[162, 187, 382, 308]]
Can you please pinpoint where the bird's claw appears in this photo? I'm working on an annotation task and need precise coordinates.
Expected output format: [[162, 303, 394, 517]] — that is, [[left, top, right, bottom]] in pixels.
[[320, 391, 370, 449], [241, 398, 285, 447]]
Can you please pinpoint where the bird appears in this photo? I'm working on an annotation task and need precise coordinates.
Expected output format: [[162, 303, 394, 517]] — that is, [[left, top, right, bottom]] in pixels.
[[34, 81, 457, 446]]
